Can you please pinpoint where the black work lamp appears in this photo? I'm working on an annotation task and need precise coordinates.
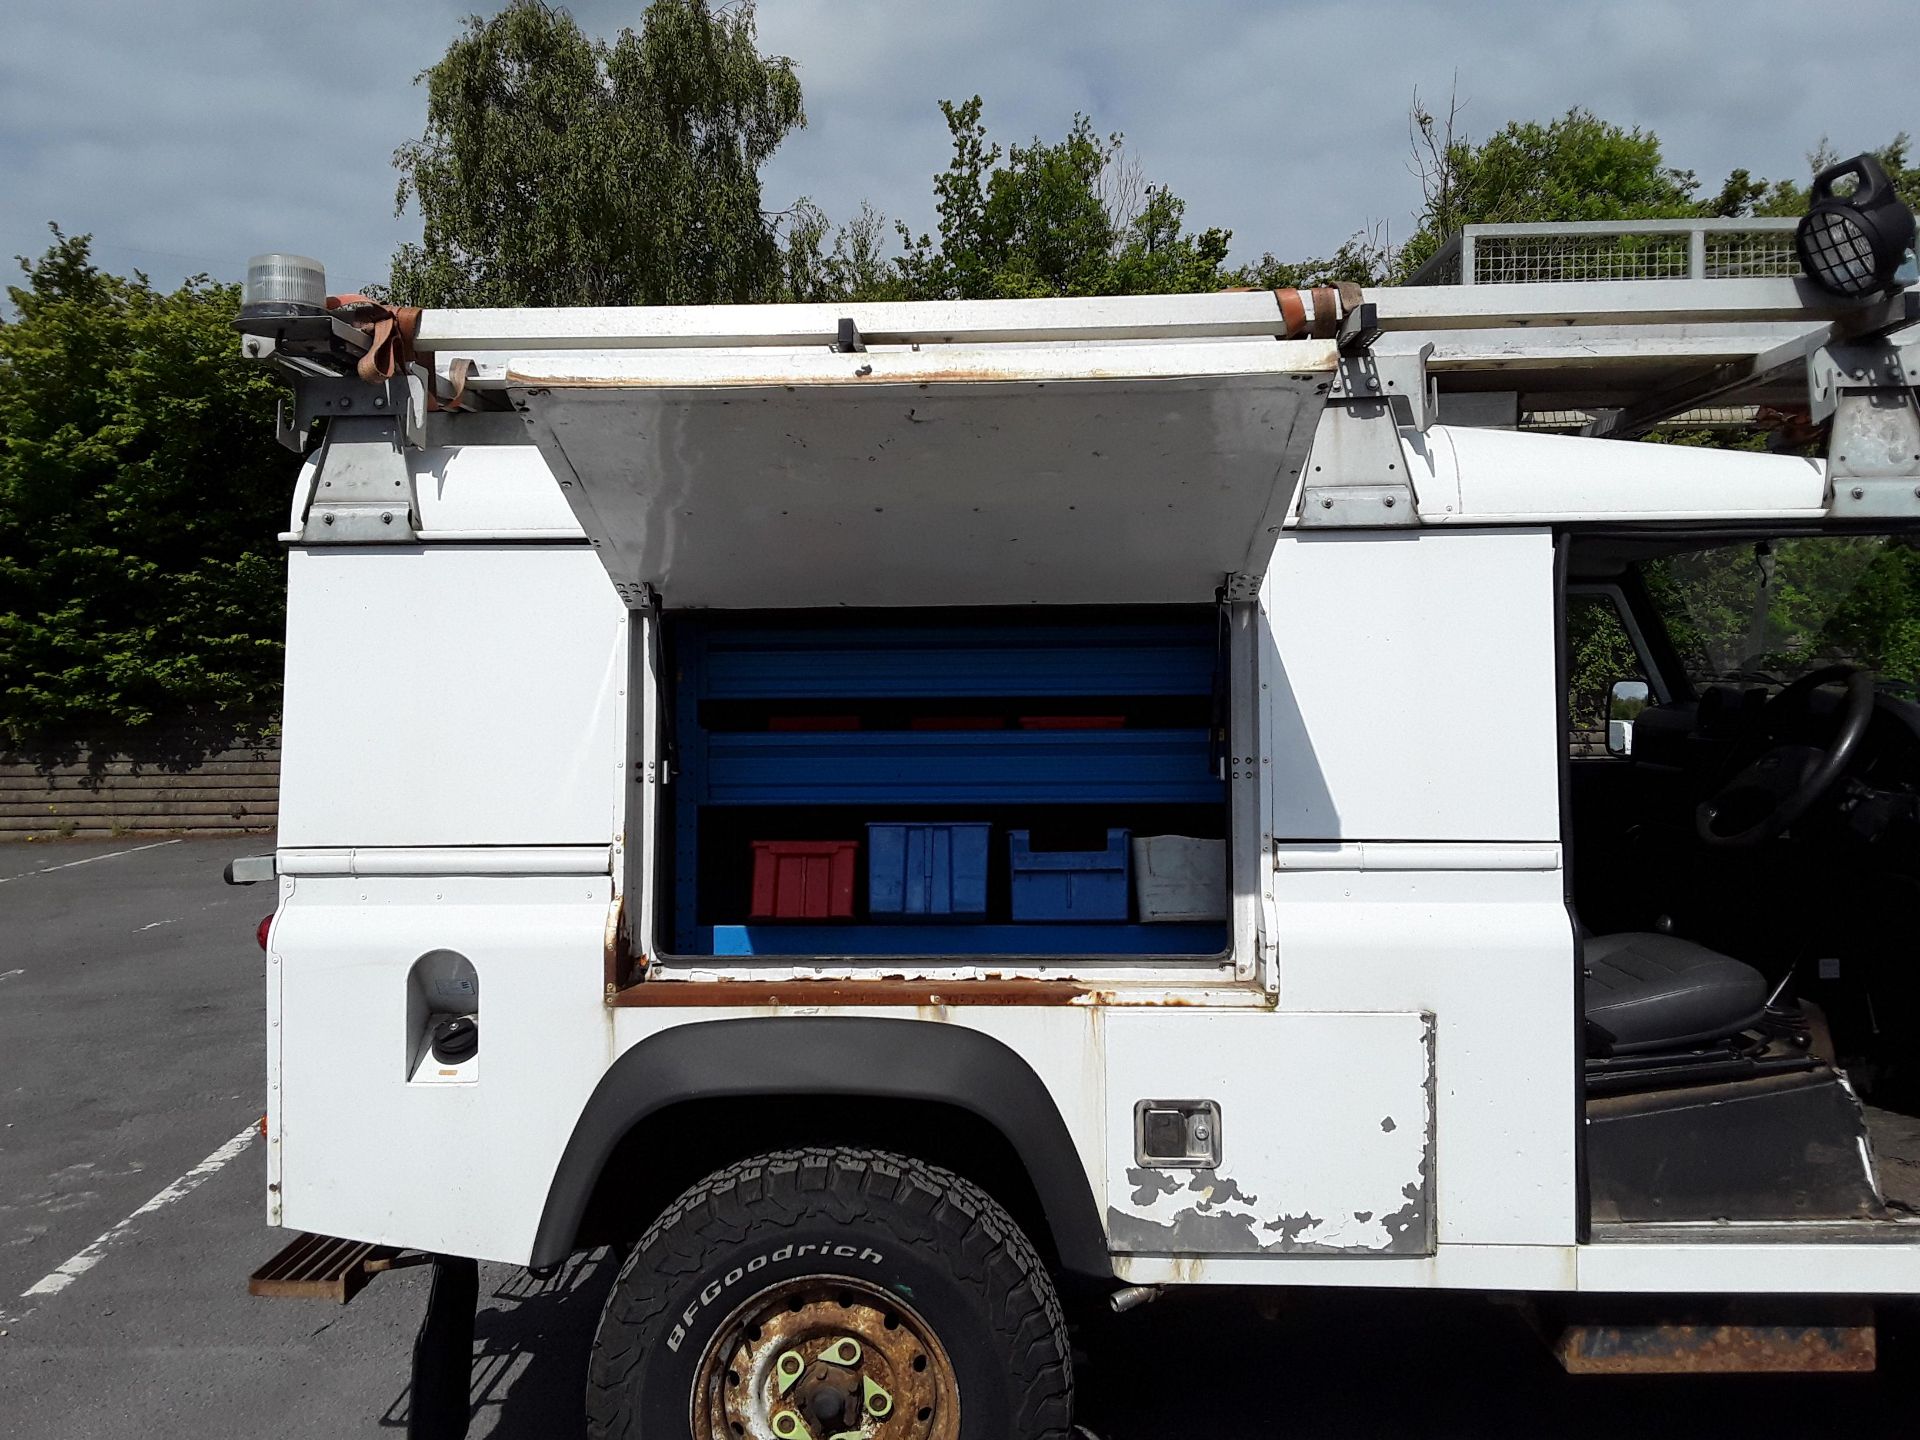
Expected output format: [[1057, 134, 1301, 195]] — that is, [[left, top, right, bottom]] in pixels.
[[1796, 154, 1918, 298]]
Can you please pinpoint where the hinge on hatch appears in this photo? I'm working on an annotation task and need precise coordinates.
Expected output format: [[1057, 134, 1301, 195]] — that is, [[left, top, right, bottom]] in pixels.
[[1296, 343, 1434, 529], [611, 580, 661, 612], [1811, 334, 1920, 518]]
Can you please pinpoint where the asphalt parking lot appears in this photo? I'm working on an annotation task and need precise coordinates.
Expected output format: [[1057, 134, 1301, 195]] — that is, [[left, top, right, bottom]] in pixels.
[[1, 836, 1913, 1437]]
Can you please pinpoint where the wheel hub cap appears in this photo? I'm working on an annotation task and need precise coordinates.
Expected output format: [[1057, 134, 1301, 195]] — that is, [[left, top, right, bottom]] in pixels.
[[692, 1277, 958, 1440]]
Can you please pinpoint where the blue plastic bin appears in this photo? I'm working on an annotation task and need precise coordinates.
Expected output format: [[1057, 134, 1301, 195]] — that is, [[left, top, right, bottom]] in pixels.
[[867, 822, 991, 919], [1008, 829, 1131, 922]]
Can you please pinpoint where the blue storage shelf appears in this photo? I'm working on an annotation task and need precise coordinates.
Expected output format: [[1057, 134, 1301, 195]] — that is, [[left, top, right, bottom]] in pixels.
[[868, 822, 991, 918], [708, 923, 1228, 957], [695, 623, 1216, 699], [698, 729, 1221, 806]]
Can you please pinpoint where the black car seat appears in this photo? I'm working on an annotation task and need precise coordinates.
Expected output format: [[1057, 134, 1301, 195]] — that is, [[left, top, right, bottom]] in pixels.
[[1583, 932, 1770, 1055]]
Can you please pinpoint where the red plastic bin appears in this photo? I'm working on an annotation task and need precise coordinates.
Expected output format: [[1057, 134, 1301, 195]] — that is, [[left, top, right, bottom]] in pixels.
[[749, 840, 858, 919]]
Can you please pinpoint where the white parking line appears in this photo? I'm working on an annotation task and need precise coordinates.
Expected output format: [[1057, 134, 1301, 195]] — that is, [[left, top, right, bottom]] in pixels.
[[0, 1123, 258, 1328], [0, 837, 182, 884]]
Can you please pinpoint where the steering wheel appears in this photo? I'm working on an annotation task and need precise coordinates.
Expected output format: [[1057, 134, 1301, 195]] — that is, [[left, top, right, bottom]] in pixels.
[[1695, 664, 1877, 848]]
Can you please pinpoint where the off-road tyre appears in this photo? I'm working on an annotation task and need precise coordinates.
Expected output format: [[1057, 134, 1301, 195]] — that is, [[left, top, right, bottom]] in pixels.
[[585, 1146, 1073, 1439]]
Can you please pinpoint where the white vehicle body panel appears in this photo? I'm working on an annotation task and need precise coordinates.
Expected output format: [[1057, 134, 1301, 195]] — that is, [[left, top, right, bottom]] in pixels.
[[278, 545, 627, 849], [1262, 529, 1562, 843], [1413, 424, 1828, 524], [1103, 1010, 1436, 1256], [413, 432, 586, 539], [272, 870, 614, 1257], [1269, 861, 1578, 1247]]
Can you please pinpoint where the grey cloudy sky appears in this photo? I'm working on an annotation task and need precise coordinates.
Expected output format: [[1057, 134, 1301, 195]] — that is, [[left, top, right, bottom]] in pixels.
[[2, 0, 1915, 296]]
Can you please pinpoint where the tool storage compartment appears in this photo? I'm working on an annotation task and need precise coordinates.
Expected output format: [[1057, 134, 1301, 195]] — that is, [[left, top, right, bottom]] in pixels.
[[663, 610, 1230, 958]]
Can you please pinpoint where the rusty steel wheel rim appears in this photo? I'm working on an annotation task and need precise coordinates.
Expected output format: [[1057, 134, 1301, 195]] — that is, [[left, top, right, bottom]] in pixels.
[[690, 1275, 960, 1440]]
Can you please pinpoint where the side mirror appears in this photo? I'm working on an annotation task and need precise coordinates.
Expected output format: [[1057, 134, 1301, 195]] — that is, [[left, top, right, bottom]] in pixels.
[[1607, 679, 1651, 757]]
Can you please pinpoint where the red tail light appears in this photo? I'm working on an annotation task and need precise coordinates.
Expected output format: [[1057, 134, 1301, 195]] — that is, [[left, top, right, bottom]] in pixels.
[[256, 915, 274, 951]]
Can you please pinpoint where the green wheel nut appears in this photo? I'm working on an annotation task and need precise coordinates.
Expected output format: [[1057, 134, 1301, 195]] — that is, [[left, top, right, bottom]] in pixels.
[[770, 1409, 814, 1440], [775, 1349, 806, 1396], [817, 1337, 862, 1367], [862, 1376, 894, 1418]]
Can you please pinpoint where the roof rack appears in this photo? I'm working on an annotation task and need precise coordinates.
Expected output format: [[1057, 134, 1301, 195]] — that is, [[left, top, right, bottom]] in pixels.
[[1365, 219, 1913, 437], [247, 221, 1916, 459], [1409, 218, 1801, 288]]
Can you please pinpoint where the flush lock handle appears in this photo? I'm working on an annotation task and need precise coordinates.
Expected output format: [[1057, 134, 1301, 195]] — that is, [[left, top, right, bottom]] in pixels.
[[1134, 1099, 1222, 1169]]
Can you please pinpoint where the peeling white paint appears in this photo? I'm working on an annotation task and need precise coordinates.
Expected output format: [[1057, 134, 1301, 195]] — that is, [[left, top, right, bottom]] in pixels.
[[1104, 1009, 1435, 1257]]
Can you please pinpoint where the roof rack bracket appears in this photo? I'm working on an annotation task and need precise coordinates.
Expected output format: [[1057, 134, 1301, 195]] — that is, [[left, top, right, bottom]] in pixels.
[[1812, 333, 1920, 518], [1298, 345, 1429, 528], [297, 398, 421, 544], [278, 374, 424, 456]]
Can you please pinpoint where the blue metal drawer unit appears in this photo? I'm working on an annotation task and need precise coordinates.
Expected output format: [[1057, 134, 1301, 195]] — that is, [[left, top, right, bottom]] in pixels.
[[867, 823, 991, 919], [1009, 829, 1131, 922]]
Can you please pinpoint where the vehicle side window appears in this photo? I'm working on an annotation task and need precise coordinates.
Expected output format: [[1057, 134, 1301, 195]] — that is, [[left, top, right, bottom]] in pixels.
[[1568, 591, 1647, 758]]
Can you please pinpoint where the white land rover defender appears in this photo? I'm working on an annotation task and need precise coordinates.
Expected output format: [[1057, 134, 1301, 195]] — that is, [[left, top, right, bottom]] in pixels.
[[229, 157, 1920, 1438]]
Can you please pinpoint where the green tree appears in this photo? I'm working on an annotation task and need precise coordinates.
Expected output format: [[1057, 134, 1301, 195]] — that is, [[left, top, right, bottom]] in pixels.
[[0, 229, 292, 743], [890, 98, 1234, 300], [1567, 594, 1646, 731], [780, 199, 899, 302], [389, 0, 804, 307], [1648, 538, 1920, 691], [1397, 90, 1916, 278], [1398, 103, 1704, 278], [1709, 135, 1918, 218], [1231, 225, 1397, 289]]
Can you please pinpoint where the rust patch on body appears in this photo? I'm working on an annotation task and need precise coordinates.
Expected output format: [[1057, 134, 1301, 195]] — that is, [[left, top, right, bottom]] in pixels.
[[602, 894, 629, 1000]]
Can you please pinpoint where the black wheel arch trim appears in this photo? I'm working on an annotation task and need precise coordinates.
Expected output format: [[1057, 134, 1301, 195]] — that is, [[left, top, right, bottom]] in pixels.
[[528, 1016, 1111, 1276]]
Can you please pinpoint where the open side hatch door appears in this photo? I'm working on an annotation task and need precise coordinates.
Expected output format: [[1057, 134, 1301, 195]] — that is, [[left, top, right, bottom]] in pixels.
[[512, 340, 1337, 609]]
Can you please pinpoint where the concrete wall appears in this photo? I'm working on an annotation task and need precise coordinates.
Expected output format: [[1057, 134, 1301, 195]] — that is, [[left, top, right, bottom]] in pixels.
[[0, 732, 278, 839]]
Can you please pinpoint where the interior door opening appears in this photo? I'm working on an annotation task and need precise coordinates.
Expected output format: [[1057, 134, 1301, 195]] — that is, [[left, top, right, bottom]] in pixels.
[[1564, 530, 1920, 1233]]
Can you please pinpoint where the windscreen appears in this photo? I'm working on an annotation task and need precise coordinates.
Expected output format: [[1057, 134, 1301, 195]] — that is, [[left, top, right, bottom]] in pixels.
[[1647, 535, 1920, 693]]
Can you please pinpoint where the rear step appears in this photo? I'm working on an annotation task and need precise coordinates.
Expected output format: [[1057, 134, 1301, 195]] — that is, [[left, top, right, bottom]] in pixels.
[[248, 1232, 418, 1303]]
